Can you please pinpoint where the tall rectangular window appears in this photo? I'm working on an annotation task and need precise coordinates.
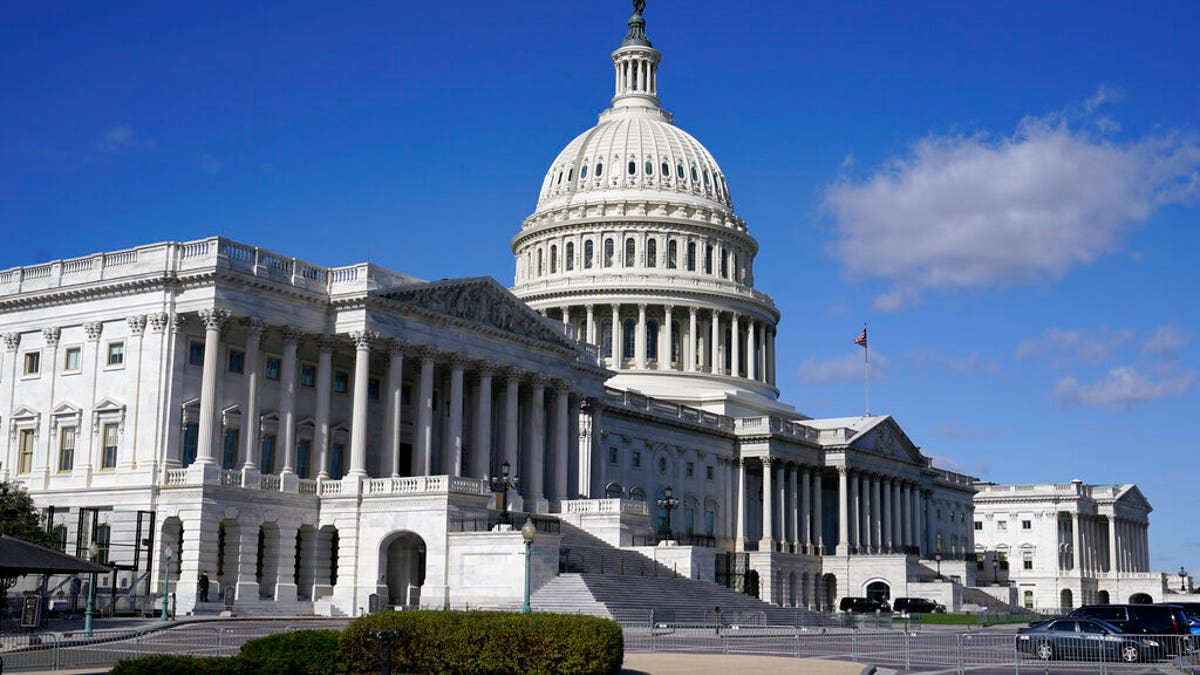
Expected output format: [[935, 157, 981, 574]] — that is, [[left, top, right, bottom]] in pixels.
[[300, 364, 316, 388], [296, 439, 312, 478], [265, 357, 281, 381], [260, 434, 277, 474], [227, 349, 245, 374], [686, 242, 696, 271], [222, 428, 239, 470], [667, 240, 678, 269], [59, 426, 76, 472], [188, 341, 205, 366], [368, 377, 380, 400], [64, 347, 82, 372], [685, 507, 695, 535], [101, 423, 119, 469], [330, 442, 345, 480], [181, 423, 199, 467], [23, 351, 40, 376], [95, 525, 111, 565], [333, 372, 349, 394], [705, 510, 715, 537], [106, 342, 125, 366], [18, 429, 35, 473]]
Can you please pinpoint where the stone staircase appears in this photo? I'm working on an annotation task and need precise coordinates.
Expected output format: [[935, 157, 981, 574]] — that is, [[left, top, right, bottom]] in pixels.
[[960, 585, 1028, 614], [187, 597, 316, 618], [532, 523, 815, 625]]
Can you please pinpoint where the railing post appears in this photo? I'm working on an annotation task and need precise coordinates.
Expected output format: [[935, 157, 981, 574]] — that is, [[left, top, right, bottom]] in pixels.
[[956, 633, 965, 675]]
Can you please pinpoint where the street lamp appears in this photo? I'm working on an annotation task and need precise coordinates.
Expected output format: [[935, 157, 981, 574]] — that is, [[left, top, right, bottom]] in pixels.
[[934, 552, 943, 581], [84, 543, 99, 637], [161, 549, 173, 621], [521, 516, 537, 614], [1180, 566, 1189, 593], [992, 555, 999, 586], [490, 460, 518, 526], [656, 486, 681, 542]]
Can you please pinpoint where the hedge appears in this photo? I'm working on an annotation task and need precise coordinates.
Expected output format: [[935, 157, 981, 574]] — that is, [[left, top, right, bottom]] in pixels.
[[110, 654, 247, 675], [339, 610, 623, 675], [239, 629, 343, 675]]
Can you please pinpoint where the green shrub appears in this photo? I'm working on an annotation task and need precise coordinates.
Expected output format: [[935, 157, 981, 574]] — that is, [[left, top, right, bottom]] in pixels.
[[340, 610, 623, 675], [110, 654, 247, 675], [239, 629, 343, 675]]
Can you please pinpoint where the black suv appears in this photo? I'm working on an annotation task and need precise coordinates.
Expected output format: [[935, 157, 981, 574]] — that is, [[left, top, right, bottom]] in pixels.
[[893, 597, 946, 614], [1068, 604, 1193, 653], [840, 596, 891, 613]]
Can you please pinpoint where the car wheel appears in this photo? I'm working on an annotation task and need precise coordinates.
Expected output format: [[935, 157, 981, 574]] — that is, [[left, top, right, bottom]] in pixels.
[[1119, 643, 1140, 663], [1036, 641, 1054, 661]]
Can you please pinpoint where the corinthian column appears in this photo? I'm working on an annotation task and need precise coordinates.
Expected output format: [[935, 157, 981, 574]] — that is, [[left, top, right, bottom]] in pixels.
[[194, 309, 229, 468], [760, 457, 774, 550], [240, 319, 265, 472], [347, 330, 377, 479]]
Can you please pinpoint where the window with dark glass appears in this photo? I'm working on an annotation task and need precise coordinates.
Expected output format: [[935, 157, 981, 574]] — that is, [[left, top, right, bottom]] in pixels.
[[265, 357, 281, 381], [59, 426, 76, 472], [228, 348, 244, 374], [300, 364, 316, 388], [584, 240, 594, 269], [102, 423, 119, 469], [296, 438, 312, 478], [565, 242, 575, 271], [667, 240, 677, 269], [24, 351, 41, 375], [18, 429, 34, 473], [646, 320, 659, 361], [368, 377, 380, 400], [624, 238, 635, 267], [550, 245, 558, 273], [330, 442, 345, 480], [601, 321, 613, 358], [628, 161, 636, 175], [704, 245, 713, 274], [604, 238, 614, 267], [647, 239, 657, 267], [222, 428, 239, 469], [686, 242, 696, 271], [334, 372, 349, 394], [623, 319, 636, 360], [260, 433, 277, 474], [106, 342, 125, 366], [189, 341, 205, 366], [182, 423, 199, 467]]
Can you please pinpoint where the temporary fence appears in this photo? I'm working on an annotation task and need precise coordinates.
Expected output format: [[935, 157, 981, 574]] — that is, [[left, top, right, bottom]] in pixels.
[[624, 623, 1200, 673]]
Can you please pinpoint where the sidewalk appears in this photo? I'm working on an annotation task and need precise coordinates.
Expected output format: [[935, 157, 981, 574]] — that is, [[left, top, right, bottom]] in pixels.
[[622, 654, 872, 674]]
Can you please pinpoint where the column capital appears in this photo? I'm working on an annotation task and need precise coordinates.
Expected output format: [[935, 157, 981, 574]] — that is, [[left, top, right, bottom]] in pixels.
[[475, 361, 499, 376], [712, 308, 722, 317], [760, 456, 774, 468], [148, 312, 170, 334], [2, 332, 21, 352], [279, 326, 303, 345], [126, 315, 147, 336], [637, 303, 647, 312], [198, 308, 231, 332], [663, 304, 674, 313], [837, 465, 849, 476], [349, 330, 379, 350], [529, 373, 551, 387], [241, 317, 267, 339], [42, 326, 62, 347], [414, 345, 437, 361], [315, 334, 339, 353], [502, 366, 523, 382], [552, 378, 573, 393], [585, 303, 595, 312], [171, 313, 189, 333]]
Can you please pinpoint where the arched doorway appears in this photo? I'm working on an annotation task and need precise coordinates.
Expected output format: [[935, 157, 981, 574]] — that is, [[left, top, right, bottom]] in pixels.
[[1129, 592, 1153, 604], [823, 574, 838, 611], [745, 570, 760, 598], [1060, 588, 1074, 612], [866, 580, 891, 605], [1097, 590, 1110, 604], [383, 532, 426, 607], [788, 571, 797, 607]]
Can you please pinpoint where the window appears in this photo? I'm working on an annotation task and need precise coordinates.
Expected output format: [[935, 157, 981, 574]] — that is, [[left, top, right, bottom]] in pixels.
[[94, 524, 111, 565], [296, 439, 312, 478], [645, 160, 653, 175], [580, 163, 588, 179], [603, 238, 614, 267], [997, 520, 1008, 531], [624, 238, 635, 267], [976, 553, 985, 570], [1023, 552, 1034, 570], [188, 341, 205, 366], [600, 321, 612, 358], [260, 433, 277, 474], [333, 372, 349, 394], [565, 242, 575, 271], [998, 552, 1009, 570], [595, 162, 603, 177], [64, 347, 82, 372], [300, 364, 316, 388], [368, 377, 380, 400], [584, 240, 594, 269], [628, 160, 636, 175], [227, 349, 244, 374], [265, 357, 281, 381], [974, 521, 983, 531], [646, 320, 659, 361], [622, 319, 636, 361], [661, 161, 669, 176], [647, 239, 657, 267], [705, 509, 715, 536], [101, 423, 119, 469], [704, 245, 714, 275], [222, 428, 239, 470], [657, 456, 667, 474], [720, 251, 728, 278], [330, 442, 346, 479], [690, 166, 698, 182], [676, 163, 684, 179], [59, 426, 76, 472], [550, 245, 558, 273], [18, 428, 35, 474], [632, 450, 641, 468], [1023, 590, 1034, 609], [686, 242, 696, 271], [1022, 520, 1032, 530], [53, 525, 68, 552], [685, 507, 695, 535], [536, 249, 543, 276], [608, 447, 618, 464], [706, 465, 714, 481], [686, 461, 695, 478], [105, 342, 124, 367], [667, 240, 677, 269], [23, 351, 40, 376], [181, 423, 199, 467]]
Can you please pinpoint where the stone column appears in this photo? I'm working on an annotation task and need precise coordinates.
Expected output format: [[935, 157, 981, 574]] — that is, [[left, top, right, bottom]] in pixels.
[[871, 474, 882, 552], [788, 465, 799, 551], [760, 458, 775, 550], [730, 313, 740, 378], [710, 310, 721, 374], [901, 483, 912, 550], [610, 304, 621, 369], [314, 336, 335, 479], [735, 458, 747, 552], [528, 377, 546, 505], [385, 345, 404, 478], [274, 523, 299, 601], [911, 488, 922, 555], [746, 318, 756, 380], [504, 370, 520, 478], [882, 477, 893, 552], [552, 380, 570, 501], [414, 349, 435, 476], [799, 466, 811, 552], [278, 329, 301, 478], [635, 304, 647, 369], [861, 473, 873, 552], [836, 466, 849, 555], [585, 304, 596, 345], [561, 306, 572, 337], [121, 316, 146, 471], [471, 364, 494, 479], [194, 309, 230, 468], [663, 305, 673, 369], [757, 322, 766, 382], [239, 319, 265, 472], [347, 330, 377, 479], [1071, 512, 1081, 572], [35, 327, 61, 479], [445, 356, 465, 476], [812, 470, 824, 554], [768, 327, 776, 385], [849, 470, 861, 550], [583, 398, 602, 497], [687, 307, 698, 372]]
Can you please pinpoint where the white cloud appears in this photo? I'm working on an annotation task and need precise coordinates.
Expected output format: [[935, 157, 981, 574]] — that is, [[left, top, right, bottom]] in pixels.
[[1142, 325, 1190, 358], [1085, 85, 1125, 113], [94, 125, 157, 154], [1016, 327, 1133, 367], [823, 110, 1200, 310], [199, 152, 223, 174], [797, 351, 887, 384], [1053, 364, 1195, 410]]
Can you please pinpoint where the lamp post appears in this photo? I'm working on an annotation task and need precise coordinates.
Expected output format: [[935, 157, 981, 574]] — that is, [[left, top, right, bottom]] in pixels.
[[1180, 566, 1189, 593], [992, 555, 999, 586], [161, 550, 173, 621], [490, 460, 518, 526], [934, 552, 943, 581], [656, 486, 681, 542], [521, 516, 537, 614], [84, 543, 99, 637]]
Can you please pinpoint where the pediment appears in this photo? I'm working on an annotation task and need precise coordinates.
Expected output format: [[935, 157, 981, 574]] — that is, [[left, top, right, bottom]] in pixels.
[[94, 396, 125, 412], [11, 405, 40, 421], [52, 402, 82, 418], [1116, 484, 1153, 513], [378, 277, 580, 352], [849, 417, 925, 465]]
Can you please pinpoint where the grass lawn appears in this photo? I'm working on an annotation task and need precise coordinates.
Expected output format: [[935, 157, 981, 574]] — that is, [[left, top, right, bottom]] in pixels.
[[914, 612, 1041, 626]]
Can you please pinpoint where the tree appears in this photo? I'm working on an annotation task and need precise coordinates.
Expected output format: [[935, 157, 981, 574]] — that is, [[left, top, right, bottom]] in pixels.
[[0, 480, 56, 547]]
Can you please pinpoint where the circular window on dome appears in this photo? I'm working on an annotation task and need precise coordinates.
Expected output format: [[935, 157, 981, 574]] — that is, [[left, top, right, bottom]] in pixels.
[[645, 161, 653, 175], [676, 163, 684, 179], [596, 162, 604, 177], [628, 161, 636, 176], [581, 164, 588, 179], [691, 166, 699, 182]]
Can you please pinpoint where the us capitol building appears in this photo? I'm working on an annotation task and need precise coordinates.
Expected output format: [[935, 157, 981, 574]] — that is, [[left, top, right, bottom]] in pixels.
[[0, 3, 1171, 618]]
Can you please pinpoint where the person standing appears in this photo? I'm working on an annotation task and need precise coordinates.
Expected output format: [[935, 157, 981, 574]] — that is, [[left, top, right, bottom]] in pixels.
[[198, 570, 210, 602]]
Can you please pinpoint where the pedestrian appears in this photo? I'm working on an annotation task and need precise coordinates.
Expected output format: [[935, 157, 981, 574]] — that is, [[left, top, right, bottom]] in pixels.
[[69, 576, 81, 617], [198, 570, 210, 602]]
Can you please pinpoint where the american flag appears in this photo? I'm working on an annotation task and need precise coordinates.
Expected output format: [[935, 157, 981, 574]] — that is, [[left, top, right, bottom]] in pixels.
[[853, 327, 867, 348]]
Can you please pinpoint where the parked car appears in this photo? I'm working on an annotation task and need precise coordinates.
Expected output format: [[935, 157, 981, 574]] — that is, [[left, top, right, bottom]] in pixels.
[[893, 597, 946, 614], [1016, 617, 1165, 662], [1067, 604, 1194, 654], [839, 596, 891, 613]]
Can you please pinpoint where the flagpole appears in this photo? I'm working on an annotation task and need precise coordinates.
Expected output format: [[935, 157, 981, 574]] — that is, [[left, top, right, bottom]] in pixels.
[[863, 323, 870, 417]]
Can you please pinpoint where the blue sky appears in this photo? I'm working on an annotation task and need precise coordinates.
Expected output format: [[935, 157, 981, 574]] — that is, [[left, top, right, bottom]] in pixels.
[[4, 2, 1199, 576]]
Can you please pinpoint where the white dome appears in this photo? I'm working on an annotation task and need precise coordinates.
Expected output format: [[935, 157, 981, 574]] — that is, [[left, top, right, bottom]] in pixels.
[[535, 109, 733, 213]]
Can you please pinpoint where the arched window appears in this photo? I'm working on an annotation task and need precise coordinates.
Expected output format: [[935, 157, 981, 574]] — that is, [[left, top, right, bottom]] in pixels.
[[581, 164, 588, 179], [624, 238, 636, 267], [676, 163, 684, 179], [584, 240, 594, 269], [568, 167, 574, 181], [720, 250, 728, 278], [537, 249, 544, 276], [691, 166, 699, 182], [623, 319, 636, 361], [656, 488, 670, 535], [667, 240, 678, 269], [646, 320, 659, 361], [686, 242, 696, 271], [671, 320, 681, 363], [556, 170, 563, 185], [661, 161, 670, 176], [605, 481, 624, 498], [549, 244, 558, 273], [596, 162, 604, 177], [704, 245, 713, 274], [565, 242, 575, 271], [645, 160, 653, 175], [600, 321, 613, 358], [647, 239, 657, 267], [604, 238, 614, 267], [630, 487, 647, 502], [628, 161, 636, 175]]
